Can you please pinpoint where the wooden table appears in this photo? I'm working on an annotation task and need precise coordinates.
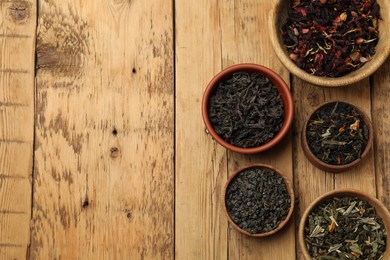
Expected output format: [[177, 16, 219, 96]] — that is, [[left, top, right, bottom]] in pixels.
[[1, 0, 389, 259]]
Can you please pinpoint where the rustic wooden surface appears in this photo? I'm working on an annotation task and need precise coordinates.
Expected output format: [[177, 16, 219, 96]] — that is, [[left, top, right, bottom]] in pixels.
[[0, 0, 389, 259], [0, 0, 35, 259]]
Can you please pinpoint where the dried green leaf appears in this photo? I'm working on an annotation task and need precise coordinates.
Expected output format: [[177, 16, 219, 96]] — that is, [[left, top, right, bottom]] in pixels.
[[349, 243, 363, 255]]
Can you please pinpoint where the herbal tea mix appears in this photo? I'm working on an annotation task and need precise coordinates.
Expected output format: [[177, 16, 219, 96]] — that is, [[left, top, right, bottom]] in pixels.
[[282, 0, 381, 77], [208, 72, 285, 148], [306, 102, 369, 165], [225, 167, 291, 234], [305, 196, 387, 259]]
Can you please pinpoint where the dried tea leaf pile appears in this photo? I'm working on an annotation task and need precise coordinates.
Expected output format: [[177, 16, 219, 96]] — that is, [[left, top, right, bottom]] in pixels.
[[225, 167, 291, 234], [305, 196, 387, 259], [306, 102, 369, 165], [282, 0, 381, 77], [208, 72, 285, 148]]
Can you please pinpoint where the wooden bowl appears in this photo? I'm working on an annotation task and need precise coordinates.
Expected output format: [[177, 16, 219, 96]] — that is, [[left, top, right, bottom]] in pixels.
[[301, 101, 373, 173], [202, 63, 294, 154], [299, 189, 390, 259], [268, 0, 390, 87], [223, 164, 294, 237]]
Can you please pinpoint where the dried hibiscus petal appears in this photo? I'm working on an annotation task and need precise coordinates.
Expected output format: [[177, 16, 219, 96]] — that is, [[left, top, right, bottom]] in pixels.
[[281, 0, 381, 77]]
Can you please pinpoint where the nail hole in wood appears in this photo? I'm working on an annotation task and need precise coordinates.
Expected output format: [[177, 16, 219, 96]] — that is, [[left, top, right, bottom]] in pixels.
[[126, 212, 132, 219], [112, 128, 118, 136], [125, 209, 132, 221], [110, 147, 119, 158], [132, 68, 137, 74], [82, 199, 89, 208]]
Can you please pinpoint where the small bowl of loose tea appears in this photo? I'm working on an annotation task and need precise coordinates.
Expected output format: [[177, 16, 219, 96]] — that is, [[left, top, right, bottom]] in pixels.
[[302, 101, 373, 173], [223, 164, 294, 237], [269, 0, 390, 87], [202, 63, 294, 154], [299, 189, 390, 260]]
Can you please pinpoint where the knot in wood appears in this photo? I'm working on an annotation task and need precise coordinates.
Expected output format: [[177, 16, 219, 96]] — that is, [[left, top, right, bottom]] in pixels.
[[82, 199, 89, 208], [7, 1, 31, 23], [110, 147, 120, 158]]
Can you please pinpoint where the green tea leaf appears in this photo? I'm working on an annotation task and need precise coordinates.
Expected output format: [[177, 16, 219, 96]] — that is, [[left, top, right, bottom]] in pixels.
[[349, 243, 363, 255]]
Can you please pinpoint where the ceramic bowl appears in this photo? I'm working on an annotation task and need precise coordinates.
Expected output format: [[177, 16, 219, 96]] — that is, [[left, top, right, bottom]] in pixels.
[[268, 0, 390, 87], [301, 101, 373, 173], [202, 63, 294, 154], [223, 164, 294, 237], [299, 189, 390, 259]]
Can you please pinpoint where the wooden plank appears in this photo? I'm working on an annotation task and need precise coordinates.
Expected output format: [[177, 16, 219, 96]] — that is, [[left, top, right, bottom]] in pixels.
[[175, 0, 229, 259], [0, 142, 32, 180], [372, 58, 390, 209], [0, 0, 36, 258], [0, 106, 33, 141], [176, 0, 296, 258], [0, 213, 30, 245], [31, 0, 174, 258], [0, 177, 31, 212], [327, 81, 375, 194], [0, 247, 26, 260], [293, 77, 375, 260], [219, 0, 296, 258]]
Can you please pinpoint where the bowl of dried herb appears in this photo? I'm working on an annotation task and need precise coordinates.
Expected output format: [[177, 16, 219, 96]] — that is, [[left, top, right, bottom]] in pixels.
[[269, 0, 390, 87], [299, 189, 390, 259], [223, 164, 294, 237], [301, 101, 373, 173], [202, 63, 294, 154]]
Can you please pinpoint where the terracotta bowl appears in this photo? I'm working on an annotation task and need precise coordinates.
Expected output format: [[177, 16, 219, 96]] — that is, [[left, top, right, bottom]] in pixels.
[[223, 164, 294, 237], [299, 189, 390, 259], [202, 63, 294, 154], [268, 0, 390, 87], [301, 101, 373, 173]]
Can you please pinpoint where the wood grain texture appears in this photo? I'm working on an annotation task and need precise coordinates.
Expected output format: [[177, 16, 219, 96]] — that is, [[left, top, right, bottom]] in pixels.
[[220, 0, 295, 259], [372, 57, 390, 210], [293, 77, 375, 259], [0, 0, 388, 259], [176, 0, 295, 259], [0, 0, 36, 258], [175, 0, 228, 259], [31, 0, 174, 258]]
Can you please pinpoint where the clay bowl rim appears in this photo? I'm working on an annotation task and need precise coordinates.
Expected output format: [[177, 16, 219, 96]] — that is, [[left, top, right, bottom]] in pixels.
[[298, 189, 390, 259], [223, 164, 295, 237], [202, 63, 294, 154], [301, 100, 373, 173], [268, 0, 390, 87]]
